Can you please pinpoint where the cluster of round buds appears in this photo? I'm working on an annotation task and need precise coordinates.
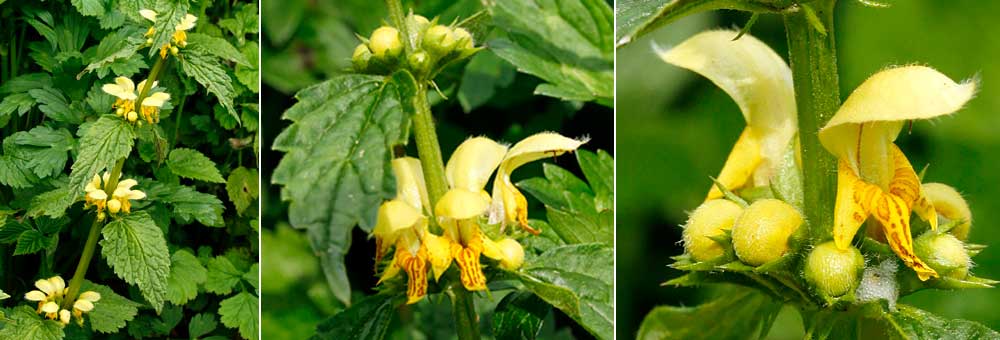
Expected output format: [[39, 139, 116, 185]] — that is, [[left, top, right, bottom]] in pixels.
[[84, 172, 147, 221], [682, 198, 802, 266], [139, 9, 197, 58], [23, 276, 101, 326], [352, 13, 479, 78]]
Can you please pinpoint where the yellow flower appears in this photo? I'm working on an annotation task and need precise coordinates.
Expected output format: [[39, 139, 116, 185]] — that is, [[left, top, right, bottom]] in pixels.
[[23, 276, 99, 325], [101, 77, 170, 124], [372, 157, 445, 304], [84, 172, 146, 219], [140, 9, 198, 58], [819, 65, 976, 280], [437, 133, 585, 290], [658, 30, 797, 201], [922, 183, 973, 240]]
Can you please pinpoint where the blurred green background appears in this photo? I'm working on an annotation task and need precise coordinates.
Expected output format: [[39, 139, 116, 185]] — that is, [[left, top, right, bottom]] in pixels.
[[617, 1, 1000, 339], [260, 0, 613, 338]]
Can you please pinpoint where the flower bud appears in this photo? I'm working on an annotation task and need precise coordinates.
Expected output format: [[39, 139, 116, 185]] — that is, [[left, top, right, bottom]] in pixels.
[[126, 111, 138, 122], [682, 199, 743, 262], [170, 46, 179, 55], [352, 44, 373, 72], [408, 50, 431, 77], [914, 233, 971, 279], [408, 14, 430, 35], [116, 107, 124, 116], [108, 199, 122, 214], [732, 199, 802, 266], [804, 241, 865, 297], [496, 238, 524, 270], [369, 26, 403, 60], [423, 25, 456, 56], [453, 27, 474, 50], [922, 183, 972, 240], [146, 38, 153, 45]]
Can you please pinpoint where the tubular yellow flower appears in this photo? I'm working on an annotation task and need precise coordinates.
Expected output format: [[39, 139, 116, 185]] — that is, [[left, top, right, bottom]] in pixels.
[[102, 77, 169, 124], [488, 133, 587, 234], [819, 65, 976, 281], [923, 183, 973, 240], [658, 30, 797, 201], [22, 276, 96, 324], [72, 291, 101, 325], [84, 172, 145, 218], [139, 9, 197, 57]]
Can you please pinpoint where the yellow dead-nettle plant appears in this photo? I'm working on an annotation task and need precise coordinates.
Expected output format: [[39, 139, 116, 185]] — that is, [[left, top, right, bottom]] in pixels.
[[819, 65, 977, 281], [140, 9, 197, 58], [657, 30, 797, 201]]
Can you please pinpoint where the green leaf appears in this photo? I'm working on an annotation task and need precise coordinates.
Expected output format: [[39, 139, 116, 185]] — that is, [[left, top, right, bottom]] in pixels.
[[516, 244, 613, 339], [186, 33, 251, 66], [0, 220, 31, 243], [637, 288, 783, 340], [80, 26, 145, 78], [69, 115, 135, 195], [457, 50, 516, 112], [272, 71, 416, 304], [0, 73, 53, 93], [489, 0, 613, 106], [518, 154, 613, 246], [28, 187, 76, 218], [10, 126, 75, 178], [29, 87, 83, 124], [262, 0, 305, 45], [226, 167, 259, 216], [82, 280, 141, 334], [188, 313, 219, 339], [615, 0, 788, 48], [71, 0, 105, 16], [204, 256, 243, 295], [166, 249, 208, 305], [0, 93, 36, 119], [0, 306, 64, 340], [219, 291, 259, 340], [244, 263, 260, 293], [100, 211, 171, 312], [311, 293, 400, 340], [886, 304, 1000, 339], [167, 148, 226, 183], [147, 0, 190, 57], [179, 47, 240, 124], [236, 42, 260, 93], [493, 291, 549, 340], [0, 155, 37, 189], [146, 181, 225, 227], [14, 229, 52, 255]]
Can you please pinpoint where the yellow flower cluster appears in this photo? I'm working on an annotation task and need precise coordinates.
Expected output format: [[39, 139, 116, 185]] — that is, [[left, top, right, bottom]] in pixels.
[[24, 276, 101, 326], [101, 77, 170, 125], [84, 172, 146, 221], [139, 9, 197, 58], [373, 132, 585, 304]]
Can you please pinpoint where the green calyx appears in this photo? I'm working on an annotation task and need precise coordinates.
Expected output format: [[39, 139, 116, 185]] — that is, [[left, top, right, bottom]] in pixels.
[[914, 232, 972, 279], [804, 241, 865, 298]]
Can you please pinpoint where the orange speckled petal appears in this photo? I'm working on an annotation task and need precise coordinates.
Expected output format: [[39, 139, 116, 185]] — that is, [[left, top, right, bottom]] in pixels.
[[451, 240, 487, 291], [833, 160, 876, 249], [403, 247, 429, 304], [870, 192, 938, 281]]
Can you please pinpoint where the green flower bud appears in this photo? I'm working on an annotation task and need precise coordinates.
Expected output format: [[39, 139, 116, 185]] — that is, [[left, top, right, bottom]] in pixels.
[[804, 241, 865, 297], [408, 50, 431, 77], [682, 199, 744, 262], [732, 199, 802, 266], [408, 14, 430, 34], [170, 46, 179, 55], [423, 25, 456, 56], [453, 27, 474, 50], [914, 233, 971, 279], [352, 44, 373, 72], [370, 26, 403, 60]]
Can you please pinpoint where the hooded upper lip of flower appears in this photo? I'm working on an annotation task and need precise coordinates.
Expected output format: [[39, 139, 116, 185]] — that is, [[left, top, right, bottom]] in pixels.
[[819, 65, 976, 281], [139, 9, 198, 32], [102, 77, 171, 108], [657, 30, 798, 201]]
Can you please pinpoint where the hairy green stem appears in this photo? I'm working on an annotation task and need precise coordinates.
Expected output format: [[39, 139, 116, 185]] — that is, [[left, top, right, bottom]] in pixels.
[[784, 1, 840, 240], [63, 159, 125, 308]]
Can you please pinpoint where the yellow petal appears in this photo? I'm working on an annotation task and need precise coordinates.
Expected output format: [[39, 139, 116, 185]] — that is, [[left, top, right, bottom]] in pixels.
[[74, 299, 94, 312], [88, 190, 108, 201], [452, 239, 486, 291], [832, 161, 877, 249], [392, 157, 430, 213], [79, 291, 101, 302], [870, 193, 938, 281], [141, 92, 171, 108], [49, 277, 65, 295], [108, 199, 122, 213], [24, 290, 47, 301], [707, 128, 762, 200], [658, 30, 796, 181], [402, 247, 429, 304], [102, 77, 137, 100], [445, 137, 507, 192], [886, 144, 936, 229], [59, 309, 71, 325], [423, 233, 453, 280], [376, 245, 403, 285], [435, 189, 490, 220], [139, 9, 157, 22], [176, 14, 197, 31], [116, 179, 138, 190], [923, 183, 972, 240], [820, 65, 976, 169], [128, 190, 147, 200], [372, 200, 425, 238], [482, 237, 524, 270], [41, 301, 59, 314], [85, 174, 102, 192], [489, 132, 585, 229]]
